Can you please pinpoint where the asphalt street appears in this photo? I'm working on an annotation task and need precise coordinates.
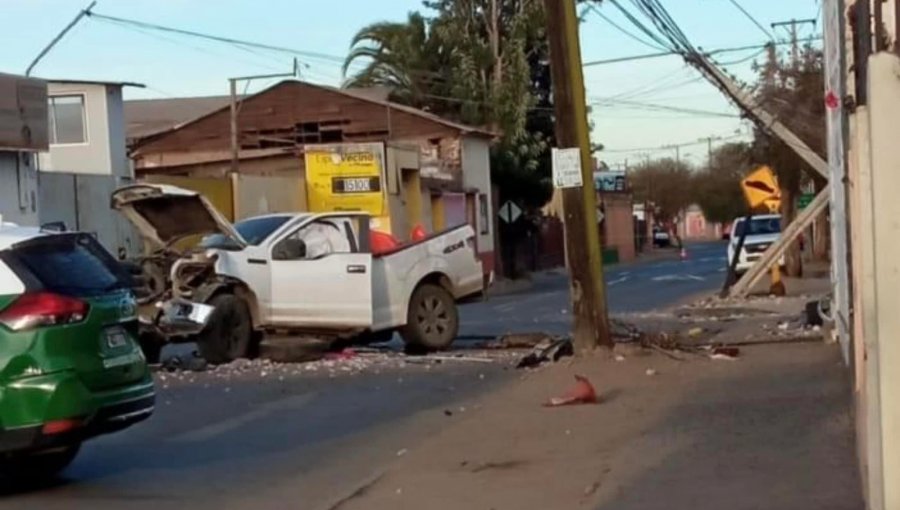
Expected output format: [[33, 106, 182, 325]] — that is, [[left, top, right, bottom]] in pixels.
[[4, 242, 727, 509], [460, 241, 728, 337]]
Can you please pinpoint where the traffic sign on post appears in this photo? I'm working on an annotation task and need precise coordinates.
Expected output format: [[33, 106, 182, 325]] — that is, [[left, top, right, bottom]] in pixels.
[[741, 165, 781, 213], [498, 201, 522, 224]]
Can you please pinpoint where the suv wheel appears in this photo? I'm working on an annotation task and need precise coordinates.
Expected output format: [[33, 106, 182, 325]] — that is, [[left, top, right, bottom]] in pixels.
[[400, 284, 459, 351], [197, 294, 252, 364]]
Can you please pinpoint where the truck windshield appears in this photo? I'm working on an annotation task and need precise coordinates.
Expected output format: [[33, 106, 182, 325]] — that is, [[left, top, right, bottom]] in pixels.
[[202, 216, 291, 248], [734, 217, 781, 237]]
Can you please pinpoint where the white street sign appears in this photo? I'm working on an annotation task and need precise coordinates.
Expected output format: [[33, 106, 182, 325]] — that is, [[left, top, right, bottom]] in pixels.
[[498, 201, 523, 224], [552, 147, 583, 189]]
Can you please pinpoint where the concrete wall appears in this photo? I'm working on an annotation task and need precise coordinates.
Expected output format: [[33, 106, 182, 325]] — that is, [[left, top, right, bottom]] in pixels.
[[461, 136, 495, 271], [859, 52, 900, 510], [39, 83, 122, 176], [234, 174, 306, 220], [0, 151, 39, 226], [39, 172, 139, 257], [599, 193, 635, 263]]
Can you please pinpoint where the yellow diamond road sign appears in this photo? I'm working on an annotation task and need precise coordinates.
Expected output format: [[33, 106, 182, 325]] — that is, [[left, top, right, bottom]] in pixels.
[[741, 165, 781, 213]]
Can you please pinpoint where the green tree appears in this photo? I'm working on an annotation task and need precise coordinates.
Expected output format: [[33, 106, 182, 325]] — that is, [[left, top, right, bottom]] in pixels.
[[629, 157, 694, 245], [693, 142, 752, 224], [343, 1, 554, 211], [342, 12, 448, 108], [751, 43, 825, 275]]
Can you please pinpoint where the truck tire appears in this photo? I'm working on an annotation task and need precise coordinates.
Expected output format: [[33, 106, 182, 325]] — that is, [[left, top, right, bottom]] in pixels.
[[196, 294, 252, 364], [138, 332, 163, 365], [400, 284, 459, 351]]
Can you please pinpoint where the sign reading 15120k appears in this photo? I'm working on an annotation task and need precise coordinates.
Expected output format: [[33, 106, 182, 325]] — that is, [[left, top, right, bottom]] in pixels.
[[304, 143, 386, 215]]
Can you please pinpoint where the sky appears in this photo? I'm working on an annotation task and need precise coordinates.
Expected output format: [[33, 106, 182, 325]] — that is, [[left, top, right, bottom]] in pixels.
[[0, 0, 823, 167]]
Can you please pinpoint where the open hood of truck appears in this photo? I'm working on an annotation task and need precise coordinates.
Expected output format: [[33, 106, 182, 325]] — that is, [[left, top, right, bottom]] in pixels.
[[111, 184, 246, 251]]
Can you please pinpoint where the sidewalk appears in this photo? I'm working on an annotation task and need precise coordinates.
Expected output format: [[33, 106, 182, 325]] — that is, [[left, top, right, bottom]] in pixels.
[[332, 342, 862, 509]]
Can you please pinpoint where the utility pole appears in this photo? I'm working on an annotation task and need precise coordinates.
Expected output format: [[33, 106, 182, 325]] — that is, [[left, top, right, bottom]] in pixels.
[[544, 0, 611, 351], [228, 59, 299, 174], [771, 18, 817, 65], [697, 135, 720, 168]]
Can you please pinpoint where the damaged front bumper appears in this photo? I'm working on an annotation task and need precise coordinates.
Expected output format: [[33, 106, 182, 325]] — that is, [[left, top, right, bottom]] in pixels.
[[140, 299, 215, 338]]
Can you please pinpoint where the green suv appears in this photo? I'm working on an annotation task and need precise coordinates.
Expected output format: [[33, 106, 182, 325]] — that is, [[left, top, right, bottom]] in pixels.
[[0, 226, 154, 480]]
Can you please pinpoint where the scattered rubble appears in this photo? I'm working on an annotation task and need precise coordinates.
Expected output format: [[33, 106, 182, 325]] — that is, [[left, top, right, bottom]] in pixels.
[[516, 337, 573, 369]]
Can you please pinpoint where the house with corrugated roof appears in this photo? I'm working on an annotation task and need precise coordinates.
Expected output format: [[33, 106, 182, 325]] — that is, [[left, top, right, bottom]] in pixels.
[[125, 80, 497, 273]]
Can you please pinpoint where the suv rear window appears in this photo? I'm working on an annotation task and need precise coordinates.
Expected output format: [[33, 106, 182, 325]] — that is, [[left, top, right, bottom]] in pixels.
[[8, 234, 128, 297]]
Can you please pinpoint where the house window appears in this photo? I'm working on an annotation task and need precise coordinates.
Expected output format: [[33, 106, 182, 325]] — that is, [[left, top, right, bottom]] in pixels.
[[48, 95, 86, 144]]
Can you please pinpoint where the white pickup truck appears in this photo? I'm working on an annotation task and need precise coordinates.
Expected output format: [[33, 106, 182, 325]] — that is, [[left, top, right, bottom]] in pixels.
[[112, 184, 485, 363]]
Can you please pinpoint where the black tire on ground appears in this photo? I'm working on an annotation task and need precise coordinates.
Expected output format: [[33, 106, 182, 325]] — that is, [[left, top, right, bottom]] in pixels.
[[138, 332, 163, 364], [400, 284, 459, 351], [196, 294, 253, 364], [1, 444, 80, 482]]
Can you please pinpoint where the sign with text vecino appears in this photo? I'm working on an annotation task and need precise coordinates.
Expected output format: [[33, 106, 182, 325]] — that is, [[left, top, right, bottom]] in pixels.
[[304, 143, 386, 216]]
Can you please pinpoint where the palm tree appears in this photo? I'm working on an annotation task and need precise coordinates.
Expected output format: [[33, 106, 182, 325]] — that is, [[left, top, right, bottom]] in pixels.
[[342, 12, 445, 108]]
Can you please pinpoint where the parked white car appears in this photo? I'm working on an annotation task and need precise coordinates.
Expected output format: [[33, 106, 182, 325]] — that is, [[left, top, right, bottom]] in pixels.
[[726, 214, 783, 274], [112, 184, 485, 363]]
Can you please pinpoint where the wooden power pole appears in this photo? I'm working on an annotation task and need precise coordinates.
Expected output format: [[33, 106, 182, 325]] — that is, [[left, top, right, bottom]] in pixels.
[[544, 0, 611, 351]]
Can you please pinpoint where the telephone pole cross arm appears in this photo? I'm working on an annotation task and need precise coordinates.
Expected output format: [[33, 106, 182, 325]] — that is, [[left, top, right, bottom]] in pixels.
[[544, 0, 612, 351]]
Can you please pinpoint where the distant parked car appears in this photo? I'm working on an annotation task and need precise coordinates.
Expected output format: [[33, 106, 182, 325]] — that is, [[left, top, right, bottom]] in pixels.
[[652, 227, 671, 247], [0, 225, 154, 481], [726, 214, 784, 274]]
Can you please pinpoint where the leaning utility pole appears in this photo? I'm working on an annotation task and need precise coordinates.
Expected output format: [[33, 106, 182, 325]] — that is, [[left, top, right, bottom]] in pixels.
[[544, 0, 611, 351]]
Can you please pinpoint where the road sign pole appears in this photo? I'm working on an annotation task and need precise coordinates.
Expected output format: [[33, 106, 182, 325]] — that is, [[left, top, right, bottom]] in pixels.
[[545, 0, 611, 351]]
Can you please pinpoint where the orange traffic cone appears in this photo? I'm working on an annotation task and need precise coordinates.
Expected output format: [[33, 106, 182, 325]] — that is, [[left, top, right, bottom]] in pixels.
[[544, 375, 598, 407]]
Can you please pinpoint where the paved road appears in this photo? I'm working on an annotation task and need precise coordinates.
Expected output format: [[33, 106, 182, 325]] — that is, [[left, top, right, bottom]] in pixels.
[[4, 242, 726, 509], [460, 241, 728, 337]]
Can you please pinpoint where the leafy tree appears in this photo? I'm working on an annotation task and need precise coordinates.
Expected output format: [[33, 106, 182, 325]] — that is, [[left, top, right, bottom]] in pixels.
[[629, 157, 694, 245], [342, 12, 451, 109], [692, 142, 752, 224], [750, 43, 826, 275], [343, 1, 554, 211]]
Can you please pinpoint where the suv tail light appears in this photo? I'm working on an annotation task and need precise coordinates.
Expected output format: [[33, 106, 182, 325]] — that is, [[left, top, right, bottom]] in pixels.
[[0, 292, 89, 331]]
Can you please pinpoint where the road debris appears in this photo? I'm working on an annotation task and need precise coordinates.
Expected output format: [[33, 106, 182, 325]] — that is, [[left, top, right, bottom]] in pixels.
[[543, 375, 598, 407], [645, 368, 658, 376], [517, 337, 573, 369]]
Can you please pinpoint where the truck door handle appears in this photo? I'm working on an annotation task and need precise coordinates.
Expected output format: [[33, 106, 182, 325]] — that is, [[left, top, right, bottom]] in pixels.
[[347, 265, 367, 274]]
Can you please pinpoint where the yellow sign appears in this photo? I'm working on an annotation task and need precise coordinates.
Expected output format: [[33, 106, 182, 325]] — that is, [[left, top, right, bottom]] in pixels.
[[304, 143, 386, 215], [741, 165, 781, 213]]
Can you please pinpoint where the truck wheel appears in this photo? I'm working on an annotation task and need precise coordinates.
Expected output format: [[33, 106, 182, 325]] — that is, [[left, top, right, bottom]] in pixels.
[[1, 444, 80, 482], [138, 332, 163, 364], [197, 294, 252, 364], [400, 284, 459, 351]]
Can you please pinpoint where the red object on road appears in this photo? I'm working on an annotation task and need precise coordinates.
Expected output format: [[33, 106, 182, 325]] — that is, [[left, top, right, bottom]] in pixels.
[[544, 375, 598, 407]]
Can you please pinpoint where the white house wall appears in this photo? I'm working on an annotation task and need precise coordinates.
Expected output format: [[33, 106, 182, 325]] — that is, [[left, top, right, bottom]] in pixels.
[[460, 136, 495, 254], [39, 83, 114, 176]]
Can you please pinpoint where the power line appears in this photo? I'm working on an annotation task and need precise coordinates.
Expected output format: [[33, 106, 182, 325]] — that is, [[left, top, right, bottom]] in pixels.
[[607, 0, 674, 50], [592, 98, 739, 118], [583, 38, 822, 67], [86, 11, 348, 65], [586, 2, 667, 51], [725, 0, 776, 40], [600, 132, 747, 154]]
